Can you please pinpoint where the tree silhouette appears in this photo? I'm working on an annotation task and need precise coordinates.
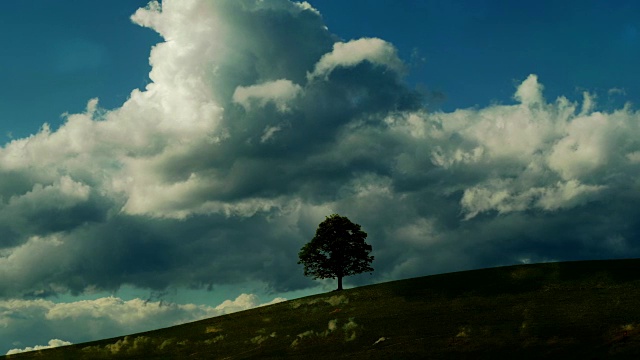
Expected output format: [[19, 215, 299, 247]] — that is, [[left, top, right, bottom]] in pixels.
[[298, 214, 373, 291]]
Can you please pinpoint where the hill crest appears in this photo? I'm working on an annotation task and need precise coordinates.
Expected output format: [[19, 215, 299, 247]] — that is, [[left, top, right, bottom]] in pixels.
[[4, 258, 640, 359]]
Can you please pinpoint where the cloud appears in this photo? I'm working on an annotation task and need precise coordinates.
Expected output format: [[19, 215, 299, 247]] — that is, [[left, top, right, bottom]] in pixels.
[[307, 38, 405, 80], [0, 293, 283, 354], [513, 74, 544, 105], [460, 179, 606, 219], [214, 293, 285, 313], [0, 0, 419, 298], [233, 79, 302, 112], [0, 0, 639, 332], [6, 339, 72, 355]]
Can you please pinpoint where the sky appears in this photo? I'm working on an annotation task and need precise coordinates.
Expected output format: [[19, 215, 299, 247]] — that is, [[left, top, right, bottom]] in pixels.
[[1, 0, 640, 354]]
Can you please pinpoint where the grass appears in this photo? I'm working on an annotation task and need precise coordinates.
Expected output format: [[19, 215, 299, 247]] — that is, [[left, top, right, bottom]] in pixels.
[[4, 258, 640, 359]]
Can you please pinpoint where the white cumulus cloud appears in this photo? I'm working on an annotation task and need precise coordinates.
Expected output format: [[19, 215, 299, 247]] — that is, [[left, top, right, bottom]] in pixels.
[[308, 38, 404, 80], [0, 293, 284, 354], [6, 339, 72, 355]]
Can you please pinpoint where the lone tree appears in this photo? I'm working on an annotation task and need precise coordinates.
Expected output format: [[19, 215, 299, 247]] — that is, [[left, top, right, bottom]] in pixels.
[[298, 214, 373, 291]]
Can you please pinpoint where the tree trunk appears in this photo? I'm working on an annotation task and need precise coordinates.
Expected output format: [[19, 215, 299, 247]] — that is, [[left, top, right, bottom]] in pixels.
[[337, 276, 343, 291]]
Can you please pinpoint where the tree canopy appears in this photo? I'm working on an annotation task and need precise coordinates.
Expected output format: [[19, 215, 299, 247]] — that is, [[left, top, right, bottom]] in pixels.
[[298, 214, 373, 290]]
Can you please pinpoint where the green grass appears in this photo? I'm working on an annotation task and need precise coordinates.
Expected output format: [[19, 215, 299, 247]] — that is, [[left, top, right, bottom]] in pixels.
[[4, 258, 640, 359]]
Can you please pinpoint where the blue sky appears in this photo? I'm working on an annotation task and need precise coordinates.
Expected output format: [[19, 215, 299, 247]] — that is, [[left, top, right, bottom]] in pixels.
[[0, 1, 158, 139], [315, 0, 640, 110], [1, 0, 639, 354]]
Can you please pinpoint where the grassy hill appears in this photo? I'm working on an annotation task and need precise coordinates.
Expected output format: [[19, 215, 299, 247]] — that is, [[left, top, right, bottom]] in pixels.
[[4, 258, 640, 359]]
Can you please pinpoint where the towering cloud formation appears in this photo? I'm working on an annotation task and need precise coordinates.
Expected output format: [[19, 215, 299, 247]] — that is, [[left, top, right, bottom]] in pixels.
[[0, 0, 639, 307]]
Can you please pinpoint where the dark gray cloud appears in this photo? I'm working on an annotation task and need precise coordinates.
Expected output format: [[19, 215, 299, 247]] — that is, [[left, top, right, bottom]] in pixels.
[[0, 0, 639, 304]]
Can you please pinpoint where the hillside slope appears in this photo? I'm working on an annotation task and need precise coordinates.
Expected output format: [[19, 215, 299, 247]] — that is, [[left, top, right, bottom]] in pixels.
[[4, 258, 640, 359]]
